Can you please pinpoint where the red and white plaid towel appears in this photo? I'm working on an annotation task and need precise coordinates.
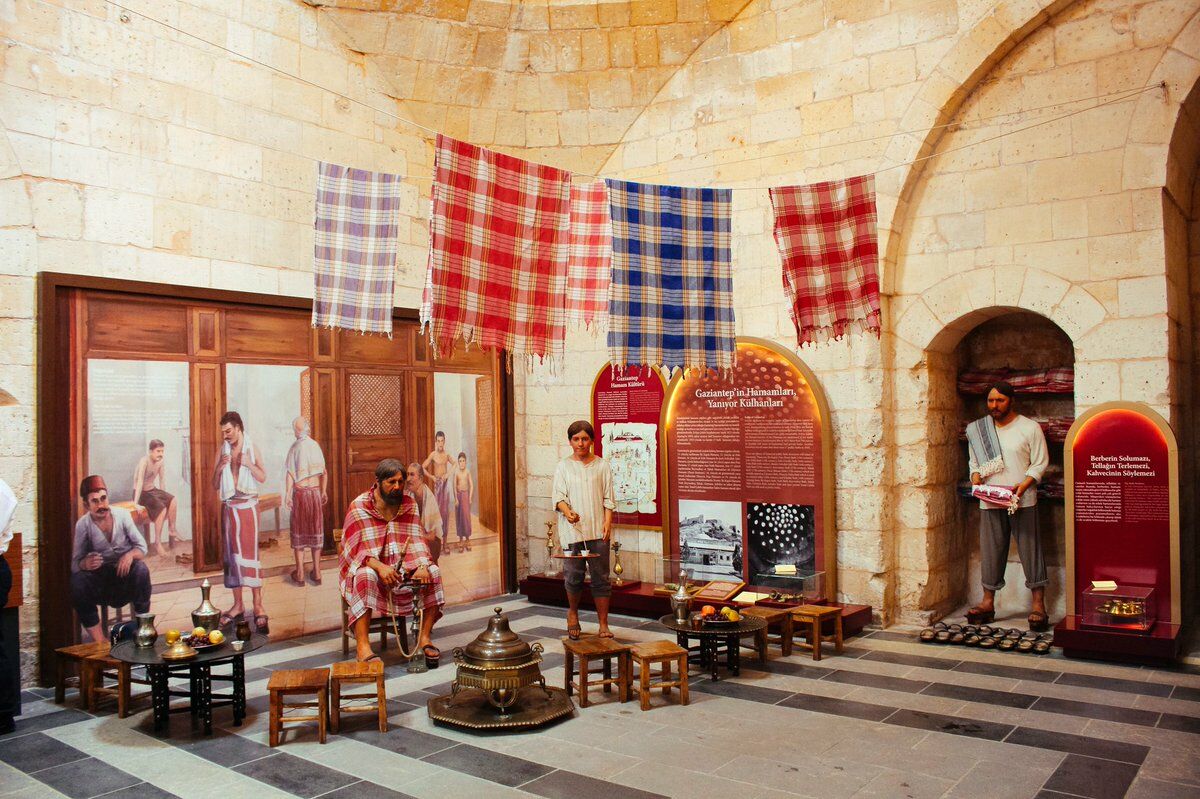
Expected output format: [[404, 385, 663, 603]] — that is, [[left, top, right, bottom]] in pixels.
[[769, 175, 882, 346], [566, 180, 612, 330], [421, 134, 572, 366]]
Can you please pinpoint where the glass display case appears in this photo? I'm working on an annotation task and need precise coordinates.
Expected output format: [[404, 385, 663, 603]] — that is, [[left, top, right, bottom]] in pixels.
[[1081, 585, 1156, 633], [750, 570, 826, 605], [655, 557, 703, 595]]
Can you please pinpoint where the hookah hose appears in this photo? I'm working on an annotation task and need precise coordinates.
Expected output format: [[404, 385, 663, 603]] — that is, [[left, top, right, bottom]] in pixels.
[[386, 575, 427, 660]]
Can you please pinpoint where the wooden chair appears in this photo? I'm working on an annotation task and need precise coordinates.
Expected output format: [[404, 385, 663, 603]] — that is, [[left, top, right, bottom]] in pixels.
[[268, 668, 330, 747], [330, 660, 387, 733], [334, 527, 409, 657], [739, 605, 794, 660], [791, 605, 843, 661], [54, 641, 110, 706], [630, 640, 688, 711], [340, 599, 408, 657], [561, 636, 631, 708]]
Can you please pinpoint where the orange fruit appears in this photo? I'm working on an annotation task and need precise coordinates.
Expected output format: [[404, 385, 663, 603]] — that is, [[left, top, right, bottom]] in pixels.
[[165, 629, 180, 644], [701, 605, 716, 617], [192, 627, 206, 638], [208, 630, 225, 645]]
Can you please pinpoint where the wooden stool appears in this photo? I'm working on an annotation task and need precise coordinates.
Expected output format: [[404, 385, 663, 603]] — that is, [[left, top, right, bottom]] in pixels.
[[330, 660, 387, 733], [561, 636, 631, 708], [630, 640, 688, 711], [268, 668, 330, 746], [82, 652, 150, 718], [791, 605, 843, 661], [739, 606, 794, 660], [54, 641, 110, 706]]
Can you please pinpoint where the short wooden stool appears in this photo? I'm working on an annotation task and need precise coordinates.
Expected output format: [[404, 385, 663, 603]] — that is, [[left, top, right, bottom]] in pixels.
[[54, 641, 110, 706], [268, 668, 330, 746], [330, 660, 387, 733], [739, 606, 794, 660], [791, 605, 843, 661], [630, 640, 688, 711], [562, 636, 631, 708], [82, 651, 149, 718]]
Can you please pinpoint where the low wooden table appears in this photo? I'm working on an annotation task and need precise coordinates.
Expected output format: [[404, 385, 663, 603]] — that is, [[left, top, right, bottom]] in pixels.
[[110, 635, 267, 735], [658, 614, 767, 681]]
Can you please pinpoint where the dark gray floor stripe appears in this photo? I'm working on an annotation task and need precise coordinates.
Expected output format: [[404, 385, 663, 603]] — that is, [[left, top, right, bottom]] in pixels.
[[9, 708, 93, 738], [884, 708, 1014, 741], [521, 769, 667, 799], [1029, 696, 1162, 728], [420, 743, 555, 787], [951, 658, 1060, 683], [777, 691, 895, 721], [1157, 712, 1200, 734], [1169, 684, 1200, 702], [1004, 727, 1149, 765], [1054, 671, 1174, 697], [318, 781, 417, 799], [920, 681, 1037, 709], [820, 668, 931, 693], [233, 750, 357, 798], [30, 755, 147, 799], [1041, 753, 1139, 799], [0, 731, 91, 770], [860, 649, 960, 670]]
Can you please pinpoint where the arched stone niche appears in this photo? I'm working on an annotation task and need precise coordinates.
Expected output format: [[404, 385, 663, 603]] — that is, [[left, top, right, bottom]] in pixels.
[[892, 274, 1108, 624]]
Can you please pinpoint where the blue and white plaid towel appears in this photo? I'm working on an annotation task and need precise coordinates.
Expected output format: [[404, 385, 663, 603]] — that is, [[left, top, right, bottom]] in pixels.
[[312, 161, 404, 337], [604, 179, 735, 376]]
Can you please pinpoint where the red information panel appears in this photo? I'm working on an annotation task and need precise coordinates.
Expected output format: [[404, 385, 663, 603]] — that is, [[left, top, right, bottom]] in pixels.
[[1069, 407, 1176, 625], [591, 367, 666, 529], [664, 339, 830, 590]]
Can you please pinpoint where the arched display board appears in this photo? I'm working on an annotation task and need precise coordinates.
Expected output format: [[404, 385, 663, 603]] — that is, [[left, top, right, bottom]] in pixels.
[[1058, 402, 1181, 660], [590, 365, 667, 530], [660, 338, 836, 600]]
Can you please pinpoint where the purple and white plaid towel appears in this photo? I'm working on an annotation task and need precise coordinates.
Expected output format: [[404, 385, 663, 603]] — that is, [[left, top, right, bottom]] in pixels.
[[312, 161, 404, 337]]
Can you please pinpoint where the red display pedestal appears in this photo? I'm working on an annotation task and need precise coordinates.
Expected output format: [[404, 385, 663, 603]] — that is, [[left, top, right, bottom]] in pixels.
[[518, 573, 872, 637], [1053, 615, 1182, 665]]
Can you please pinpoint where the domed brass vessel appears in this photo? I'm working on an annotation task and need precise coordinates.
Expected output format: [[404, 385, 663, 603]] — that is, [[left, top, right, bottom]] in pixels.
[[428, 607, 574, 730], [451, 607, 549, 713]]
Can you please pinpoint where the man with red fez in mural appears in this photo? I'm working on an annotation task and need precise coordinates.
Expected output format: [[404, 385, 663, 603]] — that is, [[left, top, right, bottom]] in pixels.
[[340, 458, 444, 664], [71, 475, 152, 643], [965, 381, 1051, 630], [211, 411, 269, 634]]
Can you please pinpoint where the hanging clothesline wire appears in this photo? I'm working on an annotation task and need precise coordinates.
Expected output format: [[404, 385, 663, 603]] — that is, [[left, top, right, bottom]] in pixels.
[[91, 0, 1165, 190]]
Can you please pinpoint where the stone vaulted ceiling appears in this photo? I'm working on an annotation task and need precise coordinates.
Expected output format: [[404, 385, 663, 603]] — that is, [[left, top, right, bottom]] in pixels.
[[304, 0, 754, 167]]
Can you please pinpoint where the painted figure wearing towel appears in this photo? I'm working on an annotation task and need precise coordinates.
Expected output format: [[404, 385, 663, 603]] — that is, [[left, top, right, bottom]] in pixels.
[[211, 411, 269, 634], [965, 381, 1050, 630]]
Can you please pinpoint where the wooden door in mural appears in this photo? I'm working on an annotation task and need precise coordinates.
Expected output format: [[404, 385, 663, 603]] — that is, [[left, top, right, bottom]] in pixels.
[[189, 362, 225, 572], [344, 371, 410, 499], [307, 367, 342, 546], [476, 375, 498, 530]]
